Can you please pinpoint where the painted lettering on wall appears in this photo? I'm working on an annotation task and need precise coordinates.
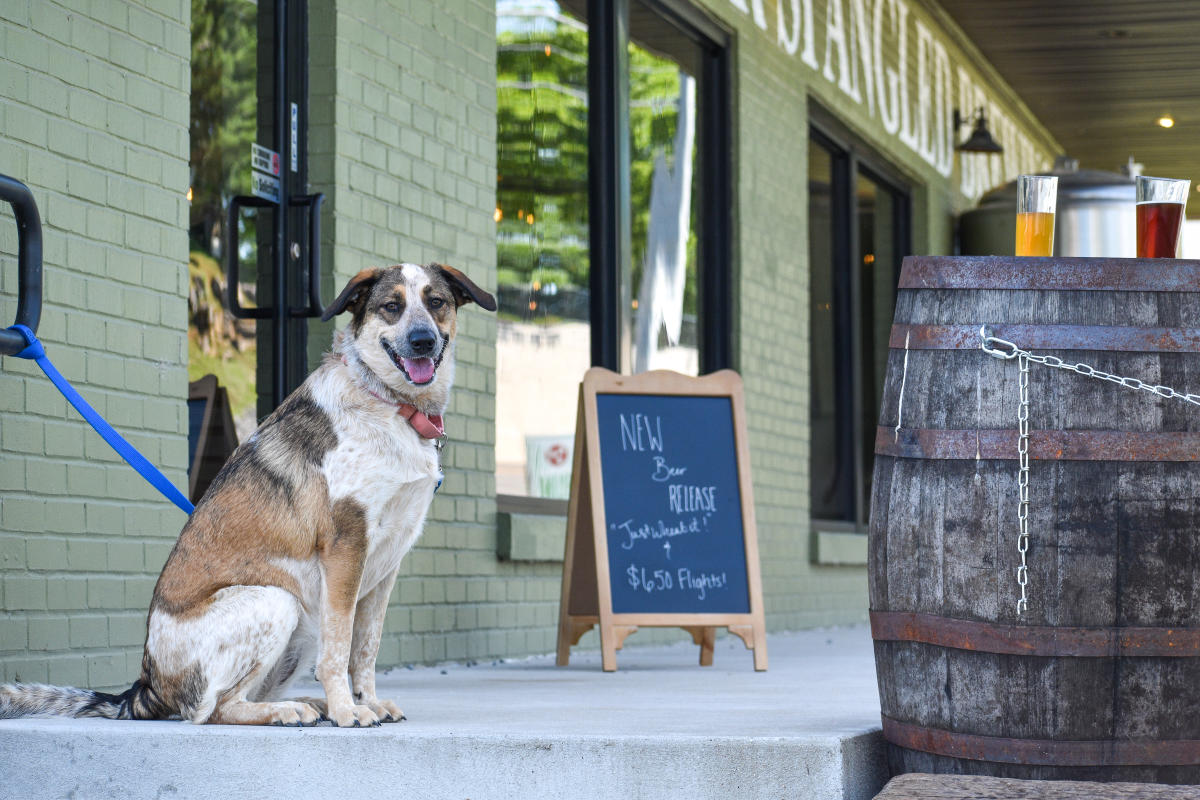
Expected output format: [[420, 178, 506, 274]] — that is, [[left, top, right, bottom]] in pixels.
[[730, 0, 1051, 198]]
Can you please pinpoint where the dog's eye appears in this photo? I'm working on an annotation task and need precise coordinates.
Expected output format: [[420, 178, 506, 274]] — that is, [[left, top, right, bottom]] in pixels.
[[383, 301, 400, 313], [429, 297, 445, 309]]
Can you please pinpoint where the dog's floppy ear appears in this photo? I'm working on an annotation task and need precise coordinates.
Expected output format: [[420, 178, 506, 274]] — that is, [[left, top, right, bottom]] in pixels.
[[432, 263, 498, 311], [321, 268, 383, 321]]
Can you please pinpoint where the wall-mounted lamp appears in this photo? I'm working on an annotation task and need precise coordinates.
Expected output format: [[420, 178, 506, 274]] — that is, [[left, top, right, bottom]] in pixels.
[[953, 107, 1004, 154]]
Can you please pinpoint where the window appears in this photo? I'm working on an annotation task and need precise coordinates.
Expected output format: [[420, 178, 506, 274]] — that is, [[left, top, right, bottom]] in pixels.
[[808, 120, 911, 526], [495, 2, 591, 498], [495, 0, 730, 501]]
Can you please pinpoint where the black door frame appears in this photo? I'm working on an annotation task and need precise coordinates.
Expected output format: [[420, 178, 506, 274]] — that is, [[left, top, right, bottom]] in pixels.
[[226, 0, 322, 416], [272, 0, 308, 407]]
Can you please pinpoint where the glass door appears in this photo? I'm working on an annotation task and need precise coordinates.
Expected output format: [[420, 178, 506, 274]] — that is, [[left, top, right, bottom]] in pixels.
[[188, 0, 320, 441], [808, 135, 854, 522], [808, 123, 910, 527]]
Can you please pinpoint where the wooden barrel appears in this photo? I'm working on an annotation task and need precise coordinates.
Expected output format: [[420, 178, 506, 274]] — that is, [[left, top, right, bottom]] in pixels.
[[870, 255, 1200, 783]]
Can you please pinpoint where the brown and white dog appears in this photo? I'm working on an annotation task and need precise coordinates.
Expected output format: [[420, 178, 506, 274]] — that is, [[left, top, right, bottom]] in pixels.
[[0, 263, 496, 727]]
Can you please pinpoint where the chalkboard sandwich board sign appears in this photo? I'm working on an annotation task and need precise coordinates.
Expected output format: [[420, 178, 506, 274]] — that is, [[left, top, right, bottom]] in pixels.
[[556, 367, 767, 671]]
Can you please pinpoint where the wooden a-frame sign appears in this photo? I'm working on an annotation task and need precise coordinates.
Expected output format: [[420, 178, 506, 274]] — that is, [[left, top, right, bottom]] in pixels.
[[556, 367, 767, 671], [187, 374, 239, 504]]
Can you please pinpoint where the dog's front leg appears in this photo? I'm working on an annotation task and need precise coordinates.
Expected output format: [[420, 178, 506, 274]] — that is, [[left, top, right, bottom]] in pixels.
[[315, 502, 378, 728], [349, 568, 404, 722]]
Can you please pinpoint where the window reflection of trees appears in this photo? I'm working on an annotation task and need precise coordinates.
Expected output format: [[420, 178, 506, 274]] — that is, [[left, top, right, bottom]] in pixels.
[[495, 4, 699, 344], [497, 6, 590, 323], [190, 0, 258, 261]]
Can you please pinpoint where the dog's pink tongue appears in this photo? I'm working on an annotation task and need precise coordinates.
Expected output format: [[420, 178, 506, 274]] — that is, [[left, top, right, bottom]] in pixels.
[[403, 357, 435, 383]]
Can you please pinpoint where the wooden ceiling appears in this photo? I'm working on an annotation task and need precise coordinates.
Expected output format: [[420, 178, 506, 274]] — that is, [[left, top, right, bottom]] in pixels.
[[936, 0, 1200, 216]]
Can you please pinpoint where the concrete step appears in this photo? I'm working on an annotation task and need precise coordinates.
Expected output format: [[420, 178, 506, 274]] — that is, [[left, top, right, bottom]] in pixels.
[[0, 626, 886, 800]]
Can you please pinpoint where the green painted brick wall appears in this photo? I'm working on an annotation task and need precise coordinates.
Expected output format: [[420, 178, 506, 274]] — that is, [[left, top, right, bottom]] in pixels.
[[0, 0, 192, 688]]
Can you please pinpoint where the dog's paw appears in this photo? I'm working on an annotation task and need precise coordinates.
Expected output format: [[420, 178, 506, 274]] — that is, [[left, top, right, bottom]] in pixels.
[[327, 703, 381, 728], [289, 696, 329, 720], [367, 698, 405, 723], [269, 701, 323, 727]]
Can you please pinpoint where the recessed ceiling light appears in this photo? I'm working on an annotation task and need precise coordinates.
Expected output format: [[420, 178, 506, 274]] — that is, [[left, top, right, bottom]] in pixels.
[[1157, 114, 1175, 128]]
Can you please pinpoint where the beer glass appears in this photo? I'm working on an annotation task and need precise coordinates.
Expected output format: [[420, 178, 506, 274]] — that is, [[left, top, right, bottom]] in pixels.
[[1136, 176, 1190, 258], [1014, 175, 1057, 257]]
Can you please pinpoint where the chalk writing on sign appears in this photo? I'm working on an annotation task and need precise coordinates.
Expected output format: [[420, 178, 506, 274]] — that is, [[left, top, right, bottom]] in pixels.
[[598, 395, 750, 614], [626, 564, 730, 601]]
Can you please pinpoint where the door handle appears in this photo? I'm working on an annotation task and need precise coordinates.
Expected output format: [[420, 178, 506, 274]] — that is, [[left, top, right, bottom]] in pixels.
[[226, 194, 274, 320], [227, 192, 325, 320], [288, 192, 324, 318], [0, 174, 43, 356]]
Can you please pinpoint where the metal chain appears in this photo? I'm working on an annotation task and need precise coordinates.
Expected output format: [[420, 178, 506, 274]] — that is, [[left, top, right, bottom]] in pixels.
[[980, 326, 1200, 616], [1015, 351, 1030, 615], [981, 331, 1200, 408]]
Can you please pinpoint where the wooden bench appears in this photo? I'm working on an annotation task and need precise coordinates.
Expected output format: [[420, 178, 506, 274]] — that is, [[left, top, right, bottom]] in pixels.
[[874, 773, 1200, 799]]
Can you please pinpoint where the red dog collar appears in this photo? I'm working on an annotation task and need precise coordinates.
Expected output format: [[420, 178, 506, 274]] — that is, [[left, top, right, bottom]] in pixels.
[[342, 356, 445, 439], [395, 404, 445, 439]]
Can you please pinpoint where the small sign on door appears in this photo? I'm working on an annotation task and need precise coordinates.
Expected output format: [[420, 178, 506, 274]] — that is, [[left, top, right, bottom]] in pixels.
[[251, 172, 281, 204], [251, 143, 281, 177]]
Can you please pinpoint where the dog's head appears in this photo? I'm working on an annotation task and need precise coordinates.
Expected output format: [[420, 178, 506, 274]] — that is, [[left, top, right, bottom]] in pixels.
[[322, 263, 496, 405]]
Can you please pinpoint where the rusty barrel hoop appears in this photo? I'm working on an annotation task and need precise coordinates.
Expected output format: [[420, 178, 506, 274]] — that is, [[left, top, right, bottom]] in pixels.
[[870, 255, 1200, 783]]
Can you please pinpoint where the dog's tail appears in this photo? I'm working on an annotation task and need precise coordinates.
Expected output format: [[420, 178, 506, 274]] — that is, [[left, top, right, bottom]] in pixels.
[[0, 679, 169, 720]]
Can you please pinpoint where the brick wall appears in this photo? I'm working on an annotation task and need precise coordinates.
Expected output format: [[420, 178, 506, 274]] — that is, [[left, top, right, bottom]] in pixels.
[[0, 0, 191, 688]]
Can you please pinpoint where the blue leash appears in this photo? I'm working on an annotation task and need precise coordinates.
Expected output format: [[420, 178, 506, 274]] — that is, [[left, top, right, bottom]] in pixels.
[[6, 324, 194, 515]]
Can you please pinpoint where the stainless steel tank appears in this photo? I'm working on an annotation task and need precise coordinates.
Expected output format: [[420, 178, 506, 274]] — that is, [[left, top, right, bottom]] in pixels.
[[959, 158, 1137, 257]]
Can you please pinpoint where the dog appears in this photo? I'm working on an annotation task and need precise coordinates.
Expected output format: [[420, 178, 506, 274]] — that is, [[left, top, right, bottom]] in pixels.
[[0, 262, 496, 726]]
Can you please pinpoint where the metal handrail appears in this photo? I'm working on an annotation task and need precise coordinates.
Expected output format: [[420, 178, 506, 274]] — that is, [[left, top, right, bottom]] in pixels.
[[0, 174, 43, 356]]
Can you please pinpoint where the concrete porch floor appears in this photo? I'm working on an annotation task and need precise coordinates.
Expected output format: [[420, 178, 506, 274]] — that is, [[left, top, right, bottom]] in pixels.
[[0, 625, 886, 800]]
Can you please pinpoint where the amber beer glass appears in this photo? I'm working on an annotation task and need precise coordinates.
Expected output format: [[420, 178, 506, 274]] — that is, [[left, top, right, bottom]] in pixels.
[[1014, 175, 1058, 256], [1136, 176, 1190, 258]]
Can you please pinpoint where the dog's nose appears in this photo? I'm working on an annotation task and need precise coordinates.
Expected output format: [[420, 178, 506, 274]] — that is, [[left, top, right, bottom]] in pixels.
[[408, 329, 437, 356]]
